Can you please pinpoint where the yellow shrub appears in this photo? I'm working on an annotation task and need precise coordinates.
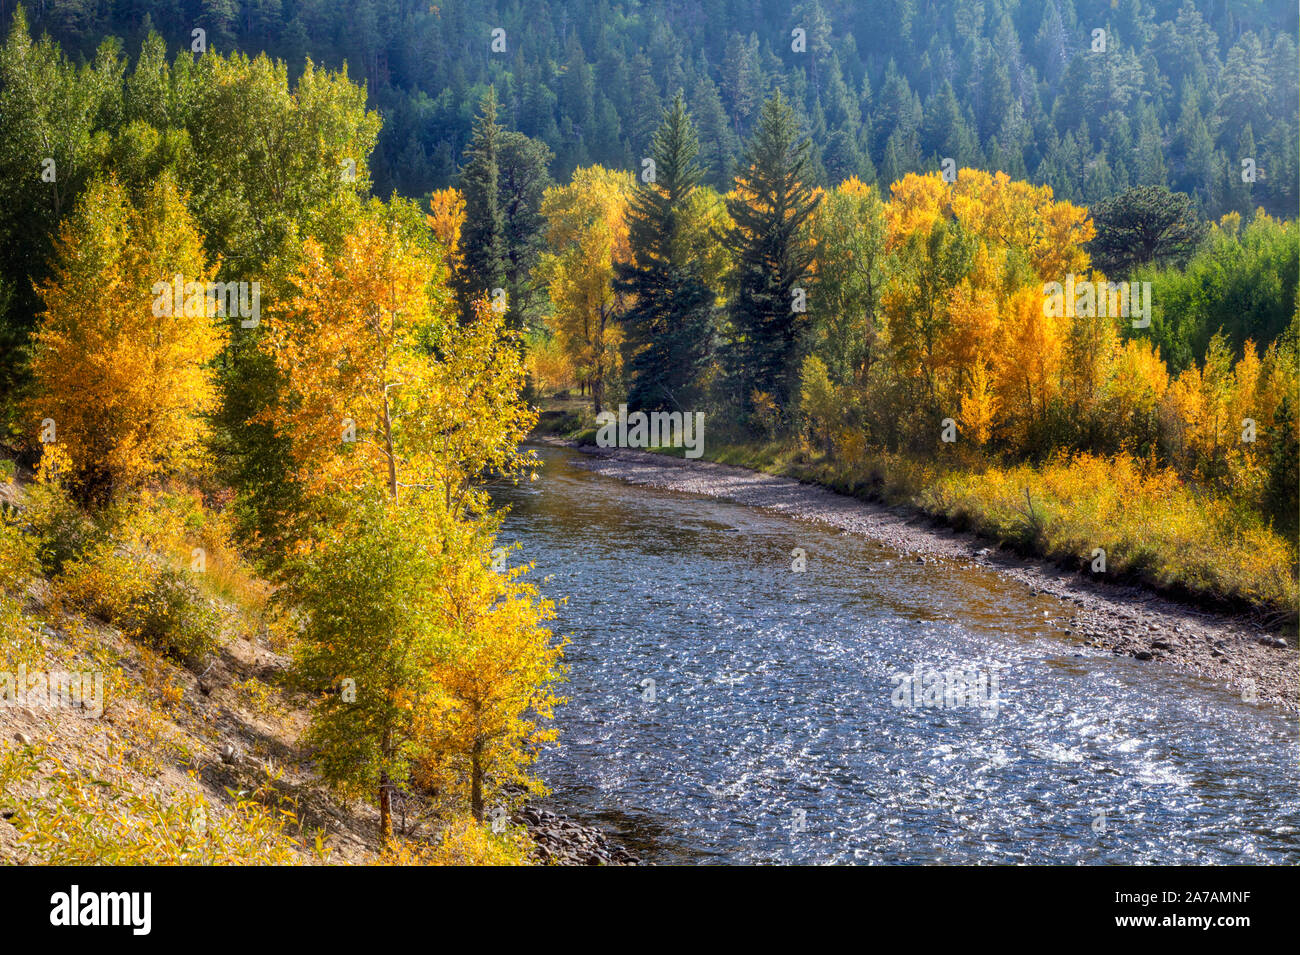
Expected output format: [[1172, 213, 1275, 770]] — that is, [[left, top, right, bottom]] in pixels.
[[0, 511, 41, 663], [0, 747, 310, 865], [377, 815, 533, 866], [59, 542, 220, 664], [920, 452, 1298, 613]]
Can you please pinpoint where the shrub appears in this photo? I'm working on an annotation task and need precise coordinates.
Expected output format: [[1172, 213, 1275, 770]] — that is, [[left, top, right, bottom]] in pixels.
[[0, 511, 40, 662], [23, 481, 100, 576], [59, 543, 220, 664], [0, 746, 310, 865], [377, 814, 532, 866], [0, 508, 36, 590], [918, 452, 1299, 613]]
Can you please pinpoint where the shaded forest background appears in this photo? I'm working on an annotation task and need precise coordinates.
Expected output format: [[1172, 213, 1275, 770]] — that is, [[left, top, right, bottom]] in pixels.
[[9, 0, 1298, 216]]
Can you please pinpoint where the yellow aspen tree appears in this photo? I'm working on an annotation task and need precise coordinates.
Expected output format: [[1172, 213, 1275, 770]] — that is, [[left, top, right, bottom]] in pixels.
[[28, 175, 224, 505], [413, 524, 565, 822], [1100, 338, 1169, 452], [948, 169, 1093, 279], [260, 200, 534, 515], [428, 187, 467, 272], [993, 285, 1067, 450], [538, 166, 634, 414], [884, 171, 948, 252], [958, 359, 997, 445], [1226, 342, 1264, 487]]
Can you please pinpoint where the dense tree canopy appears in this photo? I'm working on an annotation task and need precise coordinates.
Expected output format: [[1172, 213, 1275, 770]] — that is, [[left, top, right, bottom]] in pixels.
[[8, 0, 1295, 222]]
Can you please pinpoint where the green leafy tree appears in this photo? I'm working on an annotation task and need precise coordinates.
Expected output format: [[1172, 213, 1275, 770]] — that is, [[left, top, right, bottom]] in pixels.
[[287, 492, 453, 844], [0, 9, 119, 396]]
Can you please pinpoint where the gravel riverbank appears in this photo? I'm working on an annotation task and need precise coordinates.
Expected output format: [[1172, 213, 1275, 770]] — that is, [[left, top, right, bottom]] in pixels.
[[560, 441, 1297, 712]]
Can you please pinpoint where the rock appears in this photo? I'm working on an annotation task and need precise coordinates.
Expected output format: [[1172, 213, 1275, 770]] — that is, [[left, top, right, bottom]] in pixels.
[[513, 803, 641, 865], [1151, 640, 1173, 651], [14, 732, 32, 746], [1257, 636, 1288, 649], [1133, 650, 1154, 661]]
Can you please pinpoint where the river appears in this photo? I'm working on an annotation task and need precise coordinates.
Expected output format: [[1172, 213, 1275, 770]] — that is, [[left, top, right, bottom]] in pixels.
[[493, 444, 1300, 865]]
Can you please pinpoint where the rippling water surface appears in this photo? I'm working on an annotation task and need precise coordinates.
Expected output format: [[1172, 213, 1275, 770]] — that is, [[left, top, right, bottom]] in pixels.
[[493, 445, 1300, 865]]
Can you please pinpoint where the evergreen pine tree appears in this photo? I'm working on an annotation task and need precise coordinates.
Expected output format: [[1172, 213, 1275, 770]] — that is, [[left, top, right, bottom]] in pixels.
[[691, 72, 740, 188], [498, 129, 554, 331], [615, 93, 715, 412], [456, 86, 508, 321], [722, 90, 820, 420]]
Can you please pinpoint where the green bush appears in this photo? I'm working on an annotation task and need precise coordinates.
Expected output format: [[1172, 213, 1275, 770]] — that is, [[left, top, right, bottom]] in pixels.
[[0, 511, 41, 662], [60, 544, 220, 665], [24, 482, 101, 576]]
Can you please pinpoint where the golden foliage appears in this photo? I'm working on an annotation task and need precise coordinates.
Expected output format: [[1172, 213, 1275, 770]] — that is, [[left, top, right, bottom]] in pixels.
[[921, 452, 1297, 612], [0, 746, 315, 865], [428, 187, 466, 272], [376, 814, 532, 866], [412, 531, 565, 818], [538, 165, 634, 411], [261, 205, 535, 514], [27, 176, 225, 505]]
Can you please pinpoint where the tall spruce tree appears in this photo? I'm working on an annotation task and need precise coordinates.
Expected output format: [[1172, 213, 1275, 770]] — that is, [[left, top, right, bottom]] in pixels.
[[455, 87, 508, 321], [497, 130, 553, 331], [615, 93, 715, 412], [722, 90, 820, 419]]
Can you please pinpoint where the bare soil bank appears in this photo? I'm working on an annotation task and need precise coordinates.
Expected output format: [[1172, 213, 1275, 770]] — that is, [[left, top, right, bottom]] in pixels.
[[560, 441, 1298, 713]]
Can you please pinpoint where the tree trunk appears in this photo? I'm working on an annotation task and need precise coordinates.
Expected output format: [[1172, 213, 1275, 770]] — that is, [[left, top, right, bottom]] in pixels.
[[470, 739, 484, 822], [379, 771, 393, 843], [382, 389, 398, 501]]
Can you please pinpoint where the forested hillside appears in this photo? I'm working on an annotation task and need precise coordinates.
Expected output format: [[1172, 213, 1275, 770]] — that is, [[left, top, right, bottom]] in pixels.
[[10, 0, 1299, 216]]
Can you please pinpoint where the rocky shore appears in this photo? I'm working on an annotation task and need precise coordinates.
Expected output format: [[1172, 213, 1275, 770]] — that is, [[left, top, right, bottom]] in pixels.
[[514, 804, 641, 865], [564, 442, 1297, 712]]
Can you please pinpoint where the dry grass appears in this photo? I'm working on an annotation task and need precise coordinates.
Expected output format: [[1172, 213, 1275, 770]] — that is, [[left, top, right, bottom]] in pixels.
[[670, 439, 1298, 617]]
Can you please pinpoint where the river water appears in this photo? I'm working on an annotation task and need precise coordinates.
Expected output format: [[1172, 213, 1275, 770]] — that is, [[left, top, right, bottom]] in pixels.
[[494, 445, 1300, 865]]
